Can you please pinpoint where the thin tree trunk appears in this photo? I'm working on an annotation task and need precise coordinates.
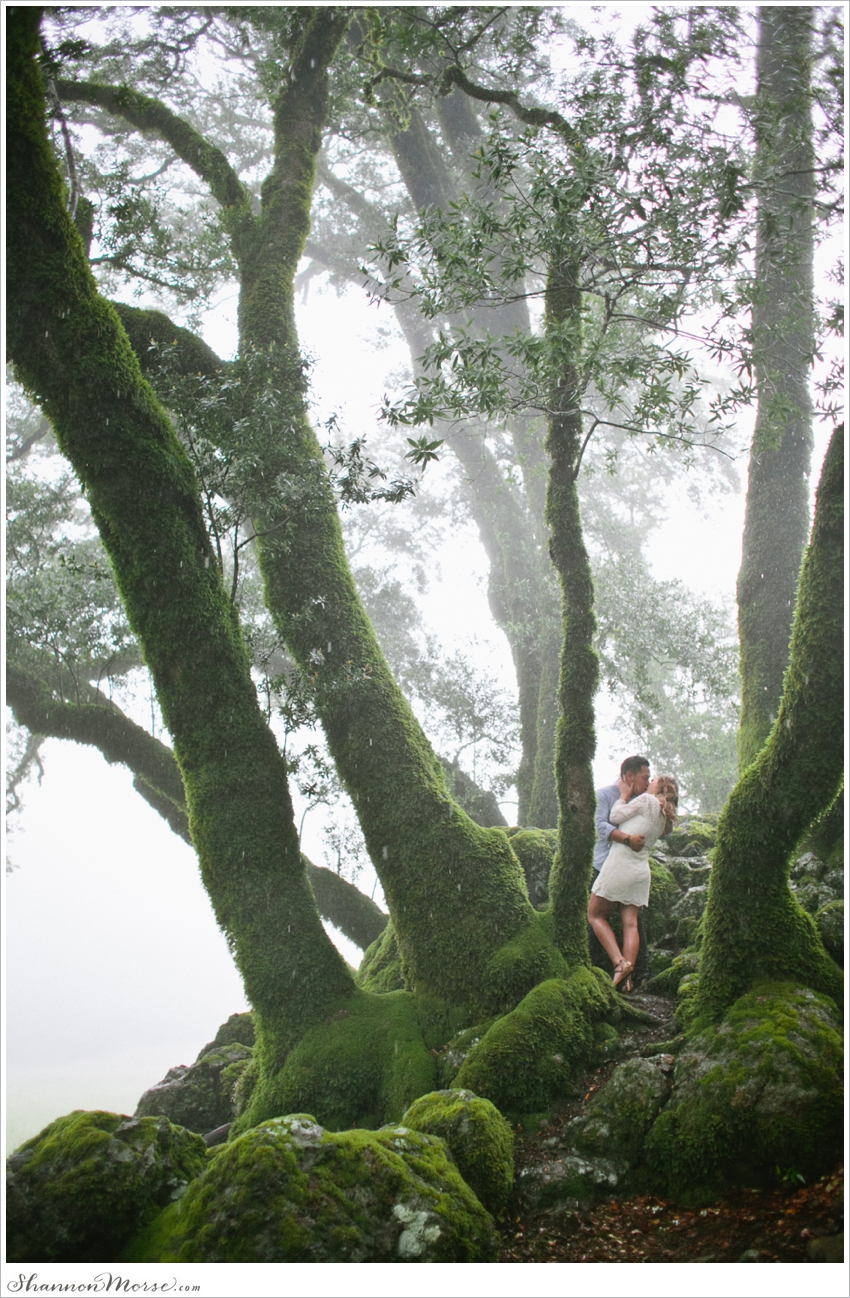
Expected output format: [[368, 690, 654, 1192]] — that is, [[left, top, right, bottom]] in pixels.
[[543, 260, 598, 963]]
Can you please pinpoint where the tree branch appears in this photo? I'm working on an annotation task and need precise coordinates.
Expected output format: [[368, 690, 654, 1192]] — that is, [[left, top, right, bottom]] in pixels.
[[55, 77, 252, 216]]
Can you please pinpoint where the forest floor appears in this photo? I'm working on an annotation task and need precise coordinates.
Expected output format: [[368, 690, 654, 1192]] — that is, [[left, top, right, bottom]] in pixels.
[[497, 989, 845, 1264]]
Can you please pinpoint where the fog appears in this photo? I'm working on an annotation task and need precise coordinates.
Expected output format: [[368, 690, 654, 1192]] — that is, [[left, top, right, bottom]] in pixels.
[[3, 2, 837, 1176]]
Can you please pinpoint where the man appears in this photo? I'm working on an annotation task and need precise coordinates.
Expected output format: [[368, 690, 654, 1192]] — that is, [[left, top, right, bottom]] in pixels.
[[591, 755, 652, 982]]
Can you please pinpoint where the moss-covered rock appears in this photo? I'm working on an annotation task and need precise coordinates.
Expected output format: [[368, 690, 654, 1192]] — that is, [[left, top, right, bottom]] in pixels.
[[647, 948, 700, 995], [401, 1089, 514, 1212], [665, 817, 718, 856], [568, 1057, 674, 1168], [6, 1110, 207, 1263], [204, 1011, 256, 1052], [814, 900, 843, 968], [516, 1150, 622, 1210], [646, 982, 844, 1202], [121, 1115, 498, 1262], [135, 1043, 253, 1134], [643, 858, 681, 943], [435, 1021, 495, 1087], [507, 828, 557, 908]]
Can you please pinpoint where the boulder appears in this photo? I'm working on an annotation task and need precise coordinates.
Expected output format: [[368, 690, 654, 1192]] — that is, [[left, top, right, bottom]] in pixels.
[[135, 1043, 253, 1135], [122, 1115, 499, 1262], [401, 1088, 514, 1212], [646, 982, 844, 1202], [6, 1110, 207, 1263], [568, 1056, 674, 1168], [516, 1149, 622, 1210], [507, 828, 557, 909]]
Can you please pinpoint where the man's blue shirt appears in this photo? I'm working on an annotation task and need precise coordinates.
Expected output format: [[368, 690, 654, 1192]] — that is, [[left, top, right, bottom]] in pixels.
[[593, 781, 621, 872]]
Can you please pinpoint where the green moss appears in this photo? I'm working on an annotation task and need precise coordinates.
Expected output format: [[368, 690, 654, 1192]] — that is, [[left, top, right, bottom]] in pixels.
[[509, 828, 557, 907], [6, 1110, 207, 1263], [486, 907, 570, 1010], [401, 1088, 514, 1212], [233, 988, 436, 1133], [646, 982, 843, 1202], [455, 967, 612, 1115], [356, 921, 405, 993], [7, 8, 356, 1091], [208, 1011, 256, 1052], [664, 817, 718, 857], [572, 1057, 673, 1168], [121, 1115, 498, 1262], [814, 900, 843, 967], [697, 426, 844, 1023], [647, 948, 700, 995], [644, 858, 681, 943]]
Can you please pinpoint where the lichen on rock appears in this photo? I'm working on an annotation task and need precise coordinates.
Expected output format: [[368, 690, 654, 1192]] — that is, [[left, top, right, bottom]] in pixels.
[[6, 1110, 207, 1263], [401, 1088, 514, 1212], [121, 1114, 499, 1262]]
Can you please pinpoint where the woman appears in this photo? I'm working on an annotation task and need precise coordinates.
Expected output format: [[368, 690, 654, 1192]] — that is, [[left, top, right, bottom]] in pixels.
[[587, 774, 679, 992]]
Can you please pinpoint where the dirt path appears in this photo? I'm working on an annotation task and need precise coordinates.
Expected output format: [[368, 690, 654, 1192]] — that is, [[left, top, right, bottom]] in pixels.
[[497, 989, 844, 1264]]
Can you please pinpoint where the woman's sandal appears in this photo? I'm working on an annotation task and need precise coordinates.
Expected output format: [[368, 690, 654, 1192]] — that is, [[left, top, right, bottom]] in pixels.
[[612, 958, 633, 988]]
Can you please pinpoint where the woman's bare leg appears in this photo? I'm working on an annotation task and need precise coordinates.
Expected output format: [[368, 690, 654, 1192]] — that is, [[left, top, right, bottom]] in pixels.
[[621, 905, 640, 973], [587, 894, 625, 968]]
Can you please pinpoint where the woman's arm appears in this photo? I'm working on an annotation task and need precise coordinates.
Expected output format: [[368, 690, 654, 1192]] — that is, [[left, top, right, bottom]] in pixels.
[[610, 793, 656, 824]]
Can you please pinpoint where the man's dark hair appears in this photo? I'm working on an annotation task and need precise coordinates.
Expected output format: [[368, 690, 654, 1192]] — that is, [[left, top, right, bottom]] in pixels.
[[620, 755, 651, 777]]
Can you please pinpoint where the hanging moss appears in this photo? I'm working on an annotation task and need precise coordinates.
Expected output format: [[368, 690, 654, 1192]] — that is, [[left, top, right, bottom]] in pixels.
[[695, 426, 844, 1025]]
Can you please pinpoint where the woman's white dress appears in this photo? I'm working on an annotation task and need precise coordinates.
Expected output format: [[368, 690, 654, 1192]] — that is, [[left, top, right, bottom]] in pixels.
[[591, 792, 665, 908]]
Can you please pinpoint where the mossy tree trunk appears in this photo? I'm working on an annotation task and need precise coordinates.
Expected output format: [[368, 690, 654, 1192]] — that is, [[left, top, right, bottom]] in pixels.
[[736, 6, 815, 771], [7, 5, 354, 1069], [543, 259, 598, 966], [56, 11, 541, 1016], [696, 424, 844, 1025]]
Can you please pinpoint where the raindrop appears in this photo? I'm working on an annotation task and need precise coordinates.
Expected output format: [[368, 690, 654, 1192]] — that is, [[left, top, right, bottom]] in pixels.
[[382, 846, 388, 860], [369, 738, 372, 746], [204, 556, 210, 567], [327, 641, 332, 653]]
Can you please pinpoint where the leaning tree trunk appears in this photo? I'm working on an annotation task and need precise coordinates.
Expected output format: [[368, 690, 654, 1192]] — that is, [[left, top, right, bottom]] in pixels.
[[6, 7, 354, 1065], [696, 424, 844, 1025], [543, 259, 599, 966], [736, 6, 815, 771]]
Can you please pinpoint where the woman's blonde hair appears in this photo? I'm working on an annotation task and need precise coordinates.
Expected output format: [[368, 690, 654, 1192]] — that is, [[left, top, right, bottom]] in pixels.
[[654, 774, 679, 827]]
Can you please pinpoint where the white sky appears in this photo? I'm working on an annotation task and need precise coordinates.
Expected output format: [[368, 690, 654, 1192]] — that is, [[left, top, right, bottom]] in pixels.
[[3, 1, 842, 1168]]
